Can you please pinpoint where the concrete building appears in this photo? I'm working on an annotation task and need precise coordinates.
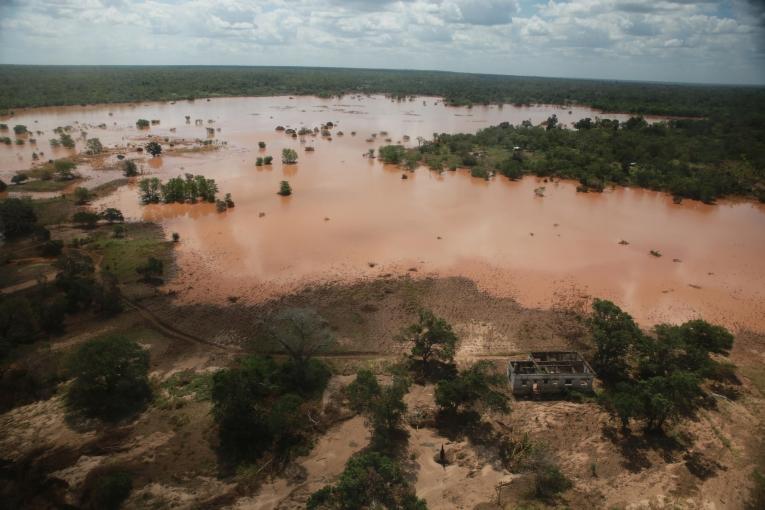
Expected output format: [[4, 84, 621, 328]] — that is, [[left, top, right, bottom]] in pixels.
[[508, 352, 595, 396]]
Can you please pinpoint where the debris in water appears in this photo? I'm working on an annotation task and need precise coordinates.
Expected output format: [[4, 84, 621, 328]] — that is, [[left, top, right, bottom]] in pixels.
[[534, 186, 546, 197]]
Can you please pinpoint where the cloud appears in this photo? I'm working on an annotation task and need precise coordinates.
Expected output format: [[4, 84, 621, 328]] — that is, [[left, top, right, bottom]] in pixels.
[[0, 0, 762, 84]]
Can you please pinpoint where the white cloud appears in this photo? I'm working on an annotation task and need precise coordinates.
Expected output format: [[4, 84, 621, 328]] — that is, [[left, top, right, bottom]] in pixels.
[[0, 0, 762, 84]]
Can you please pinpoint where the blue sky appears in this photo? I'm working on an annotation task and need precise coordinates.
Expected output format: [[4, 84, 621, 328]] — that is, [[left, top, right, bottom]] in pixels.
[[0, 0, 763, 85]]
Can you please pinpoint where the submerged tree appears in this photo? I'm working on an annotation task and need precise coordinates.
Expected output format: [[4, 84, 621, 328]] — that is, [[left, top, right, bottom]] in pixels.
[[278, 180, 292, 196], [282, 148, 298, 164], [145, 141, 162, 157]]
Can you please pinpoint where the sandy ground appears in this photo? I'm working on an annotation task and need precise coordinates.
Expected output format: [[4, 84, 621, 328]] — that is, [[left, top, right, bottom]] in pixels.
[[1, 278, 763, 509]]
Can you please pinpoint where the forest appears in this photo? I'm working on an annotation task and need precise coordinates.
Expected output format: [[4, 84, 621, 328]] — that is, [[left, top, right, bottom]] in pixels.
[[381, 113, 765, 203], [1, 65, 765, 117]]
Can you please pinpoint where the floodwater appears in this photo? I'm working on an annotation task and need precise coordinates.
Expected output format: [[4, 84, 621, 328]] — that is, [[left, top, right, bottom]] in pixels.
[[2, 96, 764, 332]]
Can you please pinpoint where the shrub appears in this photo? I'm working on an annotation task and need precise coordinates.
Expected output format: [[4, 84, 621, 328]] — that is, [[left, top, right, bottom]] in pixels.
[[136, 119, 150, 129], [136, 256, 164, 283], [86, 138, 103, 155], [346, 369, 381, 412], [66, 335, 151, 420], [13, 124, 27, 135], [83, 470, 133, 510], [258, 141, 266, 148], [100, 208, 124, 224], [435, 361, 508, 415], [264, 155, 273, 165]]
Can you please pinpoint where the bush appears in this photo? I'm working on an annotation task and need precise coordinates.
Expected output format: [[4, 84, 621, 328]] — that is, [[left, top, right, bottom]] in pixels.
[[533, 463, 572, 501], [346, 369, 381, 412], [135, 119, 150, 129], [66, 335, 151, 420], [136, 256, 163, 283], [41, 239, 64, 257], [83, 470, 133, 510], [72, 210, 99, 228]]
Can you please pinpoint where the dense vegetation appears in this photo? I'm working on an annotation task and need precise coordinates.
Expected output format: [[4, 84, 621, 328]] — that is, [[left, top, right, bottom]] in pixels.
[[591, 299, 735, 432], [383, 114, 765, 202], [138, 174, 219, 204], [1, 66, 764, 118], [66, 335, 151, 421]]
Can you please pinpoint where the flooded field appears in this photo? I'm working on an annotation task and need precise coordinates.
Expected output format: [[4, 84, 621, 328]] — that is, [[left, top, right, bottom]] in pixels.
[[2, 95, 764, 332]]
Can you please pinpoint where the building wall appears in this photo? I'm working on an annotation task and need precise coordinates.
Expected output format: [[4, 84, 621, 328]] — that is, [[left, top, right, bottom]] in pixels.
[[509, 371, 593, 395]]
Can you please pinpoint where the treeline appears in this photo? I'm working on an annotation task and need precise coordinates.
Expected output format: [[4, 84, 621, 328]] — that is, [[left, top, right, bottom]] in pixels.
[[386, 114, 765, 203], [1, 65, 764, 117]]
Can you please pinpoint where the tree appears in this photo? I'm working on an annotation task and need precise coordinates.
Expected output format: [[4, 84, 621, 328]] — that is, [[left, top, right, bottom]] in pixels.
[[145, 141, 162, 157], [398, 309, 458, 372], [258, 141, 266, 148], [136, 119, 150, 129], [264, 155, 273, 165], [378, 144, 406, 164], [346, 369, 381, 412], [0, 198, 37, 238], [368, 377, 409, 446], [0, 296, 40, 354], [100, 208, 124, 224], [136, 256, 163, 283], [589, 299, 642, 382], [307, 451, 426, 510], [66, 335, 151, 420], [72, 211, 99, 228], [85, 138, 103, 155], [138, 177, 161, 203], [282, 148, 298, 164], [83, 470, 133, 510], [278, 180, 292, 196], [122, 159, 139, 177], [59, 133, 75, 149], [74, 187, 91, 205], [0, 179, 6, 192], [265, 308, 334, 383], [211, 356, 315, 463], [435, 360, 508, 414], [13, 124, 27, 135]]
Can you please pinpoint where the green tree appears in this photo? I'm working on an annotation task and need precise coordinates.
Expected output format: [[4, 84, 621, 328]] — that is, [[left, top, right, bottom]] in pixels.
[[100, 208, 124, 224], [84, 470, 133, 510], [66, 335, 151, 420], [122, 159, 139, 177], [368, 377, 410, 446], [282, 148, 298, 164], [398, 309, 458, 372], [0, 198, 37, 238], [145, 141, 162, 157], [136, 119, 150, 129], [136, 256, 163, 283], [308, 452, 426, 510], [85, 138, 103, 155], [589, 299, 642, 382], [138, 177, 161, 203], [435, 361, 508, 414], [72, 210, 99, 228], [278, 180, 292, 196], [346, 369, 381, 412], [13, 124, 27, 135], [74, 187, 91, 205]]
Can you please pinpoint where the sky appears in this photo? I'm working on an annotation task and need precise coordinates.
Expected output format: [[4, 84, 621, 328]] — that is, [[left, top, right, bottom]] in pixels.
[[0, 0, 764, 85]]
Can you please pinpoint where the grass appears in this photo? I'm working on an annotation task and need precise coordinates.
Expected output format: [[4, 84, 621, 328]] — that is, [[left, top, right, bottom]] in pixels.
[[89, 222, 172, 283], [12, 179, 80, 192]]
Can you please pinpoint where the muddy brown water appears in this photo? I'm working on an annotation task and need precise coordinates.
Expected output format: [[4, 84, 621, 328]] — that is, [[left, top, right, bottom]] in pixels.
[[2, 96, 764, 332]]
